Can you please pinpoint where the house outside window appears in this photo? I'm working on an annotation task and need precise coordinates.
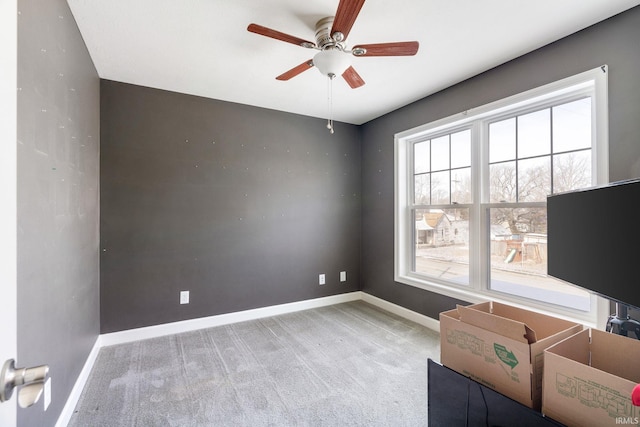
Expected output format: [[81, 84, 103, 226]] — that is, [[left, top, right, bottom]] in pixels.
[[394, 67, 609, 326]]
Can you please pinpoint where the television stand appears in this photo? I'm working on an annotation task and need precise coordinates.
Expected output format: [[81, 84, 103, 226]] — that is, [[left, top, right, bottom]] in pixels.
[[606, 303, 640, 339]]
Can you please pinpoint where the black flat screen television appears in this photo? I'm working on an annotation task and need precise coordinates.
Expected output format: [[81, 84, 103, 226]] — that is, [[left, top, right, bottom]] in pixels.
[[547, 178, 640, 311]]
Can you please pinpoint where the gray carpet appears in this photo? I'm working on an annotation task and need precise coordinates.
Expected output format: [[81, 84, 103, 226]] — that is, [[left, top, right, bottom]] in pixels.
[[68, 301, 440, 426]]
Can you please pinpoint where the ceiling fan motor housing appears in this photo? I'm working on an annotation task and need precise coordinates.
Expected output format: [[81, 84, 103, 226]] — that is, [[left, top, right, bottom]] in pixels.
[[315, 17, 344, 50]]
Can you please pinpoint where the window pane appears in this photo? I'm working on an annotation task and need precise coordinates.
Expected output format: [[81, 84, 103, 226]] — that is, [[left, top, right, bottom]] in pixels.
[[431, 135, 449, 171], [451, 167, 471, 204], [488, 207, 590, 311], [517, 156, 551, 202], [414, 173, 430, 204], [553, 98, 591, 153], [451, 129, 471, 169], [553, 150, 592, 193], [489, 118, 515, 163], [518, 109, 550, 158], [431, 170, 450, 204], [414, 208, 469, 285], [414, 141, 430, 174], [489, 161, 516, 203]]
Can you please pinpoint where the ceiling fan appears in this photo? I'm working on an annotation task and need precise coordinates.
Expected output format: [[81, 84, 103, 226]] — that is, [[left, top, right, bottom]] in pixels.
[[247, 0, 419, 90]]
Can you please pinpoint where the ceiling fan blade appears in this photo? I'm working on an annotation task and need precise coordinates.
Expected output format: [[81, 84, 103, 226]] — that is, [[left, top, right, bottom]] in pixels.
[[276, 60, 315, 81], [331, 0, 366, 40], [352, 41, 419, 56], [342, 66, 365, 89], [247, 24, 316, 48]]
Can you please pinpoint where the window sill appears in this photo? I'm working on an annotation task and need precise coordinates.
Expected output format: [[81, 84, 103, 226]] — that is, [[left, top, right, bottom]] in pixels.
[[395, 272, 606, 330]]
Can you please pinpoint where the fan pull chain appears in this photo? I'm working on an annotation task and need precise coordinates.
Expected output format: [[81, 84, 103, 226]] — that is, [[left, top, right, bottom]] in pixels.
[[326, 74, 335, 134]]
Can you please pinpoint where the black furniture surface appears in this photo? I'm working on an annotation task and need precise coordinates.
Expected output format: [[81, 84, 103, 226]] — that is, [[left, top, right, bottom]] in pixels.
[[428, 359, 564, 426]]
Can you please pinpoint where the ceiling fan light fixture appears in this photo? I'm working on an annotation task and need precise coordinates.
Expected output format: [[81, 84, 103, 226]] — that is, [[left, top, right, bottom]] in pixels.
[[247, 1, 420, 133], [313, 49, 351, 78]]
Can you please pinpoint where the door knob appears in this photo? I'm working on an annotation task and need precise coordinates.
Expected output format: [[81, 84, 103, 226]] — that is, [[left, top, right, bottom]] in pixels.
[[0, 359, 49, 408]]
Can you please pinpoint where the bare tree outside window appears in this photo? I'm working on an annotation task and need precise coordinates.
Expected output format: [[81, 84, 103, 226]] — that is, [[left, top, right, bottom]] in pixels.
[[553, 151, 591, 193]]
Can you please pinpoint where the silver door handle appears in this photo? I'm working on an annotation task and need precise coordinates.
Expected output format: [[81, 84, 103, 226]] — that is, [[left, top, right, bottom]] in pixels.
[[0, 359, 49, 408]]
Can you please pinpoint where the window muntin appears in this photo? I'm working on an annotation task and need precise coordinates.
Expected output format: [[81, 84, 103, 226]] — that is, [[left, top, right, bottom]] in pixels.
[[412, 129, 472, 206], [395, 67, 608, 326]]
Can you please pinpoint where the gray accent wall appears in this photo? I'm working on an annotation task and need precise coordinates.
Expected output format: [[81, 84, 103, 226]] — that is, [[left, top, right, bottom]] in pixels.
[[100, 81, 361, 333], [360, 6, 640, 319], [16, 0, 100, 426]]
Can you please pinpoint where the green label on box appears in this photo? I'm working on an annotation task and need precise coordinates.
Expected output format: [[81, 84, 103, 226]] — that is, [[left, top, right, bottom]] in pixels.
[[494, 343, 518, 369]]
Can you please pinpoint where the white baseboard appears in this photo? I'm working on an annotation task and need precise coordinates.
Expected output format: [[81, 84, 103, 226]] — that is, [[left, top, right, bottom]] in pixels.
[[56, 336, 102, 427], [57, 291, 439, 426], [100, 292, 363, 347], [359, 292, 441, 332]]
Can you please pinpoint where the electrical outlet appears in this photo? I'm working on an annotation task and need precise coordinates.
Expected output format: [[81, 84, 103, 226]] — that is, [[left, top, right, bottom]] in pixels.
[[319, 274, 325, 285], [340, 271, 347, 282], [180, 290, 189, 304]]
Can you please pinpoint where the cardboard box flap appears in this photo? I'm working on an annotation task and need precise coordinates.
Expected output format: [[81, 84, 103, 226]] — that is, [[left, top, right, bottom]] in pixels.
[[590, 328, 640, 383], [457, 304, 537, 344], [489, 302, 579, 340], [544, 328, 590, 365]]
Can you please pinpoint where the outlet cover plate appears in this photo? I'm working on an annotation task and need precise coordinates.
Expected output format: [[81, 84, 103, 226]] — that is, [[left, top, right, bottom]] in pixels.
[[319, 274, 325, 285], [180, 290, 189, 304]]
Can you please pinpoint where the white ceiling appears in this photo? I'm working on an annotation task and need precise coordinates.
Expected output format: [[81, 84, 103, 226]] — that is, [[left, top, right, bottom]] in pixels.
[[67, 0, 640, 125]]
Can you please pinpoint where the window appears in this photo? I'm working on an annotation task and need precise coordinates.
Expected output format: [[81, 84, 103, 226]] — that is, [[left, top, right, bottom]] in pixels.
[[395, 67, 609, 326]]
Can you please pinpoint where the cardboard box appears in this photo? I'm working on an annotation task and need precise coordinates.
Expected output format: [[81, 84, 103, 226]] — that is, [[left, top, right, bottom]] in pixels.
[[439, 301, 583, 410], [543, 328, 640, 427]]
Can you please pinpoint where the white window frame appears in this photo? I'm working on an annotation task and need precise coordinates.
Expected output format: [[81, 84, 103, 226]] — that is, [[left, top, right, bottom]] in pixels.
[[394, 66, 610, 328]]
